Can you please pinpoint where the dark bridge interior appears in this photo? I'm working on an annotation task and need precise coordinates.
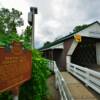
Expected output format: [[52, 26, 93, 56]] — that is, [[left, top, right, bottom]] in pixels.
[[71, 38, 97, 68]]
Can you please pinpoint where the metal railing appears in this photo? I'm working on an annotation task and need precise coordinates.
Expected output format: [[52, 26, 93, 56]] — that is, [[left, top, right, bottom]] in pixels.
[[67, 63, 100, 94], [48, 60, 73, 100]]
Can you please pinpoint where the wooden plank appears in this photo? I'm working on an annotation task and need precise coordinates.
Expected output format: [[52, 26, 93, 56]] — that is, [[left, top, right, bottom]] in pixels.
[[68, 84, 96, 100], [61, 72, 80, 84], [61, 72, 99, 100]]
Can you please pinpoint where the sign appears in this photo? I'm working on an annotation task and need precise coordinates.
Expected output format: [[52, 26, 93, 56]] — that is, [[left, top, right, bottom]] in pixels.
[[0, 41, 32, 93], [74, 34, 82, 42]]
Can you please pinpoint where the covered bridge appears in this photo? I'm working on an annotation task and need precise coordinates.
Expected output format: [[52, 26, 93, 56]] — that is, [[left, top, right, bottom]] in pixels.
[[39, 21, 100, 71]]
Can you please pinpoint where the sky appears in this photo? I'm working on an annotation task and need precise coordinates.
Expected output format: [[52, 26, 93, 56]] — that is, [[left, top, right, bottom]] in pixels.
[[0, 0, 100, 48]]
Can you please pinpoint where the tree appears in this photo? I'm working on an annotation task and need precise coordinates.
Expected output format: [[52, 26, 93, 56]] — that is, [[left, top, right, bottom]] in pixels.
[[43, 41, 51, 46], [20, 26, 32, 49], [24, 26, 32, 43], [73, 24, 88, 33], [24, 26, 32, 36], [0, 8, 50, 100], [0, 8, 23, 34]]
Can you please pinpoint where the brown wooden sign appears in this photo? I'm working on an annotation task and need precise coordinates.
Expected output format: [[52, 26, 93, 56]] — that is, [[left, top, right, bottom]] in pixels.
[[0, 41, 32, 93]]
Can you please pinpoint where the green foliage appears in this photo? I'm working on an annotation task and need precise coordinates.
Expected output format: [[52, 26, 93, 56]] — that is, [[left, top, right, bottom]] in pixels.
[[24, 26, 32, 36], [0, 8, 23, 34], [73, 24, 88, 33], [0, 7, 23, 45], [0, 32, 20, 46], [43, 41, 51, 47], [0, 91, 13, 100], [19, 49, 50, 100], [20, 26, 32, 49]]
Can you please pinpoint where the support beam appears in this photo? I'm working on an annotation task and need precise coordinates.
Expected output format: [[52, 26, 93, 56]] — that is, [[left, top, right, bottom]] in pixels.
[[66, 56, 71, 71], [66, 40, 78, 71], [67, 40, 78, 55], [96, 42, 100, 65]]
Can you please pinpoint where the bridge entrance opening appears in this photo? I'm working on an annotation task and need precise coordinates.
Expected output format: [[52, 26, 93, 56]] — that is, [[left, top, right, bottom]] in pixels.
[[71, 37, 100, 71]]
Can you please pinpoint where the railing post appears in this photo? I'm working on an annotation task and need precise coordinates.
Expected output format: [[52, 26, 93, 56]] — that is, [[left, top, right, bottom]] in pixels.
[[55, 74, 58, 89], [73, 65, 76, 75], [49, 60, 75, 99], [61, 96, 63, 100], [68, 63, 100, 94], [85, 70, 89, 86], [66, 55, 71, 71]]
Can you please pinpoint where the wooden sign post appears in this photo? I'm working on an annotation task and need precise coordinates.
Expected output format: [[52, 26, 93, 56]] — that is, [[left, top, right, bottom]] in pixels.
[[0, 41, 32, 100], [12, 87, 19, 100], [13, 95, 18, 100]]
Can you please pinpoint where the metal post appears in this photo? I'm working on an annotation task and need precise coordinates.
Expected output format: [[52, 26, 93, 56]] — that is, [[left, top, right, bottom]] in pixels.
[[13, 95, 18, 100], [28, 7, 38, 49], [52, 49, 54, 71], [12, 87, 19, 100], [32, 14, 35, 49]]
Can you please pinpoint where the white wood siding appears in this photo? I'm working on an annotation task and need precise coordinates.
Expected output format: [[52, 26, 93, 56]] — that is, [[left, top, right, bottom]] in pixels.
[[77, 23, 100, 38], [96, 43, 100, 65], [50, 43, 64, 49]]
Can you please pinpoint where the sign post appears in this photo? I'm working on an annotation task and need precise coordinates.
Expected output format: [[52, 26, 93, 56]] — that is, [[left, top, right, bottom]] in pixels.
[[12, 86, 19, 100], [13, 95, 18, 100]]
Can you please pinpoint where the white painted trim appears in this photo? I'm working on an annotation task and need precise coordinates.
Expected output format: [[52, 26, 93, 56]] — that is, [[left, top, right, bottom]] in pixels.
[[77, 23, 100, 38], [79, 33, 100, 38], [68, 63, 100, 94], [48, 60, 74, 100], [41, 43, 64, 51], [96, 43, 100, 65], [67, 40, 78, 55], [66, 56, 71, 71], [50, 43, 64, 49]]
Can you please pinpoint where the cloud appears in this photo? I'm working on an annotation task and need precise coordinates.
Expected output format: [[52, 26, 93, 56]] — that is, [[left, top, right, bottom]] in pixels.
[[32, 0, 100, 48], [0, 0, 100, 48], [30, 0, 85, 47], [77, 0, 100, 21]]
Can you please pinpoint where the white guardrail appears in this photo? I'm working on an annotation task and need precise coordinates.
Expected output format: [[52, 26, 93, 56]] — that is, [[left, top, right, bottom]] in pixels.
[[48, 60, 74, 100], [67, 63, 100, 94]]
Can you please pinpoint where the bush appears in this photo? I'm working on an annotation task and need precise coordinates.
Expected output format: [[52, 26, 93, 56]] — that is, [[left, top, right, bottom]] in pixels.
[[19, 49, 50, 100]]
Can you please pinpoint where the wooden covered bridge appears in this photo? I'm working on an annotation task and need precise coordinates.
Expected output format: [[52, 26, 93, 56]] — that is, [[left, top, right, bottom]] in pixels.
[[40, 21, 100, 100]]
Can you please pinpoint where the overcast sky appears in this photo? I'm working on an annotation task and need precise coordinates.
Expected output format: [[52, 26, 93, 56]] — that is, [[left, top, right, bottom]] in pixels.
[[0, 0, 100, 48]]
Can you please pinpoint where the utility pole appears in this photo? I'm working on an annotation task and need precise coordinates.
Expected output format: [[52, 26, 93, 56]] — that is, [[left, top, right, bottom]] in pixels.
[[28, 7, 38, 49]]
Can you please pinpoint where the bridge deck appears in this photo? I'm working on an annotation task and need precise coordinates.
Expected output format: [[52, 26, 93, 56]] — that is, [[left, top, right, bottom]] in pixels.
[[61, 72, 100, 100]]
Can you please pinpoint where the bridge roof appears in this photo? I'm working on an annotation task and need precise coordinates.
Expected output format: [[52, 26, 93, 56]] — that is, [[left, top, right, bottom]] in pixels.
[[39, 21, 100, 51]]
